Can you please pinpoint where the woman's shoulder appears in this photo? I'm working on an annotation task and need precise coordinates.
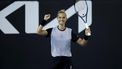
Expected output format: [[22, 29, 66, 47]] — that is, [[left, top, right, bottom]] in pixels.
[[66, 27, 72, 30]]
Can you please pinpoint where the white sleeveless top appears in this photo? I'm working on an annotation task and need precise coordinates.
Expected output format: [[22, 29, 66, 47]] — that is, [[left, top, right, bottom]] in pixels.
[[51, 27, 72, 57]]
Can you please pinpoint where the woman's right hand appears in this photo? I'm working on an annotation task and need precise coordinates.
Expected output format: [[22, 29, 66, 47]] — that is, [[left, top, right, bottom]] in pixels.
[[44, 14, 51, 21]]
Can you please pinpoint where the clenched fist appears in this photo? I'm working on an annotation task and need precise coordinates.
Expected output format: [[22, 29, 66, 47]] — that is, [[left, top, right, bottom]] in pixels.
[[44, 14, 51, 21], [85, 27, 91, 36]]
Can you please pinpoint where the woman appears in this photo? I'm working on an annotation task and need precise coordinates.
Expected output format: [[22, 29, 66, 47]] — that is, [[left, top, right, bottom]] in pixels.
[[37, 9, 91, 69]]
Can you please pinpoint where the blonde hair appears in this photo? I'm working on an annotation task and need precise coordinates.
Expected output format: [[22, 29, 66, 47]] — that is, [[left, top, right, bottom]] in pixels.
[[57, 9, 67, 17]]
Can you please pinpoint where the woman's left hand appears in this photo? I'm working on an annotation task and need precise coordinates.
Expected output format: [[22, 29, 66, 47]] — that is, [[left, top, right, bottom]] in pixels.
[[85, 27, 91, 36]]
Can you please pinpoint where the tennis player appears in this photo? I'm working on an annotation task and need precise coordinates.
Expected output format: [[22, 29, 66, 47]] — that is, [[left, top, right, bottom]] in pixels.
[[37, 9, 91, 69]]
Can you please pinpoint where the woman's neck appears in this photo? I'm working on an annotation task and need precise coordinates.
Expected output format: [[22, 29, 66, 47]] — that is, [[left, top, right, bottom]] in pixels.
[[58, 24, 66, 31]]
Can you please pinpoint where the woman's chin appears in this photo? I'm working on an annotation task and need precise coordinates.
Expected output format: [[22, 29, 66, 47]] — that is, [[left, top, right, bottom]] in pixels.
[[59, 22, 65, 25]]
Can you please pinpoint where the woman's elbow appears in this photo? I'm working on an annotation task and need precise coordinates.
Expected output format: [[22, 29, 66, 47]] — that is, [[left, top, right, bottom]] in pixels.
[[79, 41, 87, 46], [36, 30, 42, 35]]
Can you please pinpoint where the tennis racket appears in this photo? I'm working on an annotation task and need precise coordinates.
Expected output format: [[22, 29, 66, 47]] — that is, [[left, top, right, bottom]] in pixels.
[[74, 0, 91, 36]]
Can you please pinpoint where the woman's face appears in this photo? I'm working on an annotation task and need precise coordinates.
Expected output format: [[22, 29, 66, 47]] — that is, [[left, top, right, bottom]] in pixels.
[[57, 13, 67, 25]]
